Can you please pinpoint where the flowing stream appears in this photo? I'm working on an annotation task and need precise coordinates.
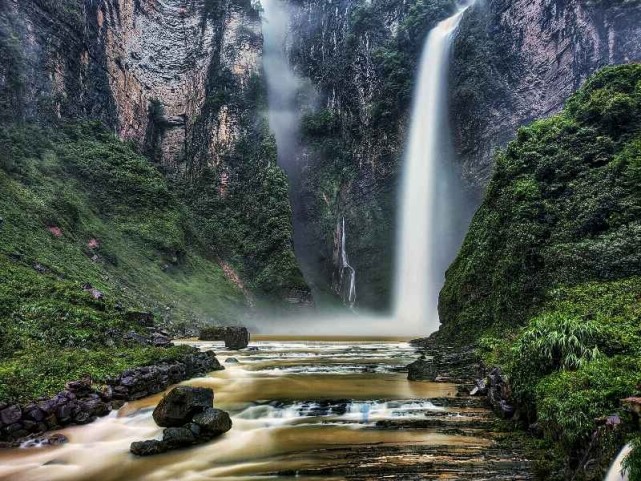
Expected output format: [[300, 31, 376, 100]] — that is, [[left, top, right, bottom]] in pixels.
[[0, 338, 529, 481], [394, 6, 471, 334]]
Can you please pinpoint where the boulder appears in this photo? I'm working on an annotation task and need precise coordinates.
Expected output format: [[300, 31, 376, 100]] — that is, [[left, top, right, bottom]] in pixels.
[[225, 358, 239, 364], [152, 386, 214, 427], [130, 439, 169, 456], [199, 326, 250, 350], [162, 426, 196, 447], [0, 406, 22, 426], [192, 408, 232, 436], [152, 332, 172, 347]]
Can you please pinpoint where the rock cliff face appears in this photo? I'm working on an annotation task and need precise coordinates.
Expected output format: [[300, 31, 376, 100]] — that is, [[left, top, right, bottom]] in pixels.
[[1, 0, 260, 170], [0, 0, 307, 302], [452, 0, 641, 187], [284, 0, 641, 310]]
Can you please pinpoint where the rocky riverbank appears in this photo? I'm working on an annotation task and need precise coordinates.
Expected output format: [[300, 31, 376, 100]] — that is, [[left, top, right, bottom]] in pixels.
[[0, 349, 222, 448]]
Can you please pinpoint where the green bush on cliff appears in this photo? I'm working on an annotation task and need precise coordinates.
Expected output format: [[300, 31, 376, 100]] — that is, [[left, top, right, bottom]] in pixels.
[[0, 122, 245, 402], [448, 65, 641, 479], [441, 64, 641, 339]]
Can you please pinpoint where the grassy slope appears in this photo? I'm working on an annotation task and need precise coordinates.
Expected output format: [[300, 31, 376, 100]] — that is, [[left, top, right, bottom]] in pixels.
[[439, 65, 641, 479], [0, 122, 244, 403]]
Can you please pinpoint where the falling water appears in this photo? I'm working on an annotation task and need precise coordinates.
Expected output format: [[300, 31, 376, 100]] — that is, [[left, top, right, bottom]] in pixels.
[[393, 6, 471, 334], [338, 217, 357, 308], [604, 444, 631, 481], [261, 0, 324, 298], [261, 0, 300, 177]]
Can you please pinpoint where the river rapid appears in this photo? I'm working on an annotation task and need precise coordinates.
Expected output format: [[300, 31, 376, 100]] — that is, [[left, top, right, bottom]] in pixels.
[[0, 338, 522, 481]]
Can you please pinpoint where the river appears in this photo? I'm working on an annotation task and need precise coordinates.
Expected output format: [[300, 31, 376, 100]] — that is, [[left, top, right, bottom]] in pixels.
[[0, 338, 531, 480]]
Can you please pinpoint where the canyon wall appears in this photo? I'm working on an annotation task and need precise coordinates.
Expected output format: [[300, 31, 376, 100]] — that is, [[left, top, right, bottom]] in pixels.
[[0, 0, 307, 303], [452, 0, 641, 187], [286, 0, 641, 310]]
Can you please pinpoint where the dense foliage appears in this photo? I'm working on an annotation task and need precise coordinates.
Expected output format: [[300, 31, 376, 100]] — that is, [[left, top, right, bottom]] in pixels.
[[443, 65, 641, 480], [0, 123, 244, 402], [179, 66, 306, 297]]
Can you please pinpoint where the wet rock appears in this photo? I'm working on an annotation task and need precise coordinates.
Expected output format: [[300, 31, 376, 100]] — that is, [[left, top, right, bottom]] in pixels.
[[151, 332, 172, 347], [225, 357, 239, 363], [18, 433, 68, 448], [0, 406, 22, 426], [192, 408, 232, 436], [470, 378, 487, 396], [130, 439, 169, 456], [407, 359, 438, 381], [152, 386, 214, 427], [199, 326, 250, 349], [163, 426, 196, 447]]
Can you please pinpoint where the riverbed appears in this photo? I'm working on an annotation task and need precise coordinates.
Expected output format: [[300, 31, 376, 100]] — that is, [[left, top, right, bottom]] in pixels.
[[0, 338, 531, 480]]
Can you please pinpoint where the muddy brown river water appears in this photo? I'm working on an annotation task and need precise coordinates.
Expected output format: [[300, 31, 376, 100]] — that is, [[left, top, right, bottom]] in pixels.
[[0, 338, 532, 481]]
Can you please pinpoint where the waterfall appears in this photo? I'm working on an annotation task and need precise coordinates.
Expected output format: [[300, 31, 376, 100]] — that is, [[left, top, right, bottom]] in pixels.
[[261, 0, 300, 178], [261, 0, 321, 297], [393, 6, 470, 334], [338, 217, 357, 308], [604, 444, 631, 481]]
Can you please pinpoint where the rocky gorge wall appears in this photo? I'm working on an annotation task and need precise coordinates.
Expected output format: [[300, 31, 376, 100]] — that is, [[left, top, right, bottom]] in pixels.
[[452, 0, 641, 187], [283, 0, 641, 310], [0, 0, 307, 303]]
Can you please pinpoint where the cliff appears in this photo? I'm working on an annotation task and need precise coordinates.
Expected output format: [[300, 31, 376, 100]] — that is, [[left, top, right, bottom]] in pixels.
[[452, 0, 641, 186], [440, 64, 641, 481], [0, 0, 307, 303], [282, 0, 641, 310]]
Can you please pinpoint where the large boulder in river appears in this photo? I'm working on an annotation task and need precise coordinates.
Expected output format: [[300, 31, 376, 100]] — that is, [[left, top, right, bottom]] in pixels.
[[193, 408, 232, 437], [162, 426, 196, 448], [199, 326, 250, 349], [152, 386, 213, 427]]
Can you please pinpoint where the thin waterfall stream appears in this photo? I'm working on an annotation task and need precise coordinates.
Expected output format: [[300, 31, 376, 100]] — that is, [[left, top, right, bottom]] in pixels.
[[338, 217, 357, 308]]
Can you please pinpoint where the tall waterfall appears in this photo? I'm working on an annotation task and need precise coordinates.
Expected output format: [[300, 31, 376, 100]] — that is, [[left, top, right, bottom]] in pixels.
[[261, 0, 320, 296], [393, 7, 470, 334], [261, 0, 300, 178]]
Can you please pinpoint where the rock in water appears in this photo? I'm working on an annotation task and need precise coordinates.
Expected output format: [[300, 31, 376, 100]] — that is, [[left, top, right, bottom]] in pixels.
[[152, 386, 214, 427], [198, 326, 250, 349], [130, 439, 169, 456], [193, 408, 232, 436], [162, 427, 196, 448], [406, 359, 438, 381]]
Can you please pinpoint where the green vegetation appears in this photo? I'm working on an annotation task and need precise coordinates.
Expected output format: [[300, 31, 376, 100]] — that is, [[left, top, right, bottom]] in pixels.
[[182, 63, 306, 298], [443, 65, 641, 479], [0, 122, 245, 402]]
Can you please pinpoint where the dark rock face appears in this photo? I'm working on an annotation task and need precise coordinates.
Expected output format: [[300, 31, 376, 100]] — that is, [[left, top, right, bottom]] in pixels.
[[0, 350, 223, 444], [130, 439, 169, 456], [162, 426, 197, 448], [407, 359, 438, 382], [193, 408, 232, 436], [452, 0, 641, 188], [152, 387, 214, 427], [199, 326, 250, 350], [485, 368, 514, 420], [131, 387, 232, 456], [406, 341, 481, 383]]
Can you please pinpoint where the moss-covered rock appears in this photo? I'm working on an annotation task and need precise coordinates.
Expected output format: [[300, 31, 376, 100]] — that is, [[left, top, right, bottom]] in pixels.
[[441, 65, 641, 480]]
